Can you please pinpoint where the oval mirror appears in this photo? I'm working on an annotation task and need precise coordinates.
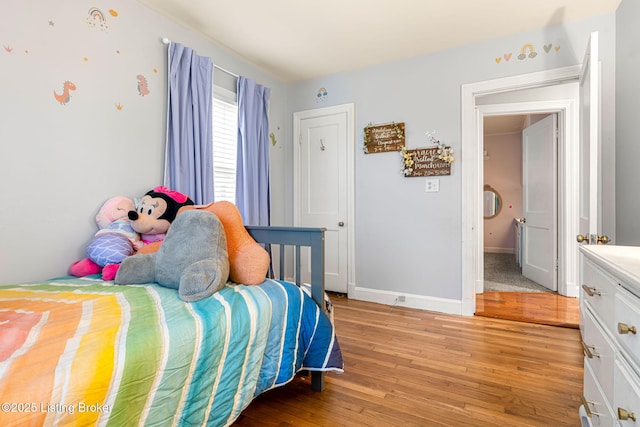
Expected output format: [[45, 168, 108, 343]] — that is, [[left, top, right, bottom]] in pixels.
[[483, 185, 502, 219]]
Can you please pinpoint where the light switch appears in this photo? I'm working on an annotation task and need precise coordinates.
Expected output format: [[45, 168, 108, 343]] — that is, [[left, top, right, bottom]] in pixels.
[[425, 178, 439, 192]]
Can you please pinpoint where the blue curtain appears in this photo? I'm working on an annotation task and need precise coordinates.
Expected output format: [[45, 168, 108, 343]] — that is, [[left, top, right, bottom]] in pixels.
[[164, 42, 214, 205], [236, 77, 271, 226]]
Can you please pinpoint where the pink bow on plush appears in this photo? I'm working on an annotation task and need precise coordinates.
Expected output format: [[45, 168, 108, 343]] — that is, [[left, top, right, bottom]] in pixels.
[[153, 186, 190, 203]]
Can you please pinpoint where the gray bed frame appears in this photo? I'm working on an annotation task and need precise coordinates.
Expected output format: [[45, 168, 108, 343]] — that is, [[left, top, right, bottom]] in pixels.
[[245, 225, 327, 391]]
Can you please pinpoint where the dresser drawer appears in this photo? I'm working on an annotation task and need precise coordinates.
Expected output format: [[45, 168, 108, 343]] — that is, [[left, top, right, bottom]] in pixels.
[[614, 357, 640, 426], [614, 287, 640, 370], [582, 307, 615, 403], [583, 360, 616, 427], [582, 258, 617, 332], [579, 246, 640, 426]]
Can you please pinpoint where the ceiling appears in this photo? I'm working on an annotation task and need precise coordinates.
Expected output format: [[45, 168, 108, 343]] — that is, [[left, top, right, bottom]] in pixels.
[[138, 0, 620, 82], [484, 115, 527, 135]]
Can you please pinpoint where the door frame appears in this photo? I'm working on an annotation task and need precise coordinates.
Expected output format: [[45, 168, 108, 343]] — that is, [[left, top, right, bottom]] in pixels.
[[293, 103, 356, 294], [461, 65, 581, 316]]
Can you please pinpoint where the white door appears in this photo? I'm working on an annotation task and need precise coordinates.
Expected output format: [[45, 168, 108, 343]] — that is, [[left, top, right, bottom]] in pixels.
[[578, 32, 604, 244], [293, 104, 352, 293], [522, 114, 557, 291]]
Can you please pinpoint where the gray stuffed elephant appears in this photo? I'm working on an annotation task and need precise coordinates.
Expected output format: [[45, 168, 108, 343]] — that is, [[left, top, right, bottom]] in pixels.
[[115, 209, 230, 302]]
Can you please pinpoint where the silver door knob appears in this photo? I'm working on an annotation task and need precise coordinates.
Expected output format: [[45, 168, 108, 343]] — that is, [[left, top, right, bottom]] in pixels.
[[338, 222, 344, 227]]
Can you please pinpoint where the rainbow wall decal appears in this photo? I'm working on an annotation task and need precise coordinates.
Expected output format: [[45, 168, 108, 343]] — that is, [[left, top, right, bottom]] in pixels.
[[496, 41, 560, 65], [518, 43, 537, 60], [316, 87, 328, 103], [86, 7, 108, 30]]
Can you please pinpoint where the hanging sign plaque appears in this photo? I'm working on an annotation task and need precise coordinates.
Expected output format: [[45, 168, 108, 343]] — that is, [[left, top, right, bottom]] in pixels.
[[363, 122, 405, 154], [403, 147, 451, 177]]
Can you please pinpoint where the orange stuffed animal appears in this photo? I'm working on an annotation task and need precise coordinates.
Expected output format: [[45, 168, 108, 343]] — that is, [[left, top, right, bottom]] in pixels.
[[139, 201, 270, 285]]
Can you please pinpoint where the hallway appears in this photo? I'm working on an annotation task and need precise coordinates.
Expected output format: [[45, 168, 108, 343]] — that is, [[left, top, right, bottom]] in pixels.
[[484, 252, 549, 292], [478, 253, 579, 328]]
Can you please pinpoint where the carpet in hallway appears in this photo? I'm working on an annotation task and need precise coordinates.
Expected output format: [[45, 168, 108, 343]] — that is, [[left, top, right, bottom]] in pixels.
[[484, 252, 550, 292]]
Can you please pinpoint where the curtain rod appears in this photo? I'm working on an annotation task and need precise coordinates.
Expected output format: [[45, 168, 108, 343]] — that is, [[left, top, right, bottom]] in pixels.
[[161, 37, 239, 79]]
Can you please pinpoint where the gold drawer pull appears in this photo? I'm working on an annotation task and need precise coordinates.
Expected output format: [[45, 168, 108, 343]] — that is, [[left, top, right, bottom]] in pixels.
[[618, 407, 637, 422], [582, 284, 601, 297], [581, 396, 602, 417], [581, 341, 599, 358], [581, 396, 593, 418], [618, 322, 637, 335]]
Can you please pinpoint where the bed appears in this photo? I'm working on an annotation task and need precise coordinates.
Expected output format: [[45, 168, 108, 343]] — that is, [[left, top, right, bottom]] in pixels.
[[0, 226, 342, 426]]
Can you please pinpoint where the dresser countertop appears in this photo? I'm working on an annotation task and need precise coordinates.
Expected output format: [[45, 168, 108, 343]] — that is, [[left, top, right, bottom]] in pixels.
[[580, 245, 640, 296]]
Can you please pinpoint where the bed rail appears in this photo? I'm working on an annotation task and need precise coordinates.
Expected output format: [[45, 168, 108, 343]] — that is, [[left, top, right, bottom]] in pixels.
[[245, 225, 326, 391], [245, 226, 326, 310]]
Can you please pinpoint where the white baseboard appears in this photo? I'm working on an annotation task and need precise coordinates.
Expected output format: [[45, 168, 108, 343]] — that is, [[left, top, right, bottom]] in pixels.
[[347, 283, 464, 315], [484, 247, 515, 254]]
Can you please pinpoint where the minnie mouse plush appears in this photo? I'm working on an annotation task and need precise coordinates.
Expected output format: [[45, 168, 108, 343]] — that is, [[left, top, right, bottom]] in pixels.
[[129, 186, 194, 244]]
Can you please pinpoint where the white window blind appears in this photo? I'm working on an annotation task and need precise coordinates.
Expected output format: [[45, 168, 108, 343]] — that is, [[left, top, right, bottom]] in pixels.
[[212, 85, 237, 204]]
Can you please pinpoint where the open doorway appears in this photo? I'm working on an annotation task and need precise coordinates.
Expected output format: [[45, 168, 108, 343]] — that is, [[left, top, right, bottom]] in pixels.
[[476, 105, 580, 328], [482, 113, 558, 294], [460, 65, 584, 318]]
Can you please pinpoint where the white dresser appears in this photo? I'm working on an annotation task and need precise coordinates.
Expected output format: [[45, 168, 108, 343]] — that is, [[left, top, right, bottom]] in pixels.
[[580, 245, 640, 426]]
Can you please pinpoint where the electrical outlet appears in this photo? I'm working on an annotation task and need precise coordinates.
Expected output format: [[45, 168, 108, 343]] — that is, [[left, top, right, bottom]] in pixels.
[[397, 295, 406, 302], [425, 178, 439, 193]]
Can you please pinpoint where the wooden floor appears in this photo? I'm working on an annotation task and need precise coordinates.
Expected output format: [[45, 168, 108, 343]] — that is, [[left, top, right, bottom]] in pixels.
[[475, 292, 580, 329], [234, 295, 584, 427]]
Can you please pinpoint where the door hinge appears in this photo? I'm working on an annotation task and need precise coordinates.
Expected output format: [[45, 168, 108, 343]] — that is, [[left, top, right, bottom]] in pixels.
[[299, 133, 302, 145]]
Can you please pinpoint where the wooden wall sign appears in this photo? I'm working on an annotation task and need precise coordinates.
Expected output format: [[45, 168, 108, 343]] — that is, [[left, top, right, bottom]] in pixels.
[[364, 122, 405, 154], [403, 147, 451, 177]]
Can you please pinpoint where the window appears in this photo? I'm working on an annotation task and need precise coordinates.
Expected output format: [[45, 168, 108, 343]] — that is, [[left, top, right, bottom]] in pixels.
[[212, 85, 238, 204]]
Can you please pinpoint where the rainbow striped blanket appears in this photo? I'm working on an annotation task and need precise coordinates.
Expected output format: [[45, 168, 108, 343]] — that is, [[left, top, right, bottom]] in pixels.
[[0, 277, 343, 426]]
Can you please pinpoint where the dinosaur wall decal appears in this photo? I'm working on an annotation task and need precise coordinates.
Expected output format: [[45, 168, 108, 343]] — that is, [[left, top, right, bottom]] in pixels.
[[53, 81, 77, 105]]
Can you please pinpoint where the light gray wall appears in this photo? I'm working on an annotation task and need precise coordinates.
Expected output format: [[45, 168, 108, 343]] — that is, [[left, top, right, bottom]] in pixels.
[[0, 0, 621, 311], [0, 0, 286, 284], [615, 0, 640, 245], [285, 14, 615, 301]]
